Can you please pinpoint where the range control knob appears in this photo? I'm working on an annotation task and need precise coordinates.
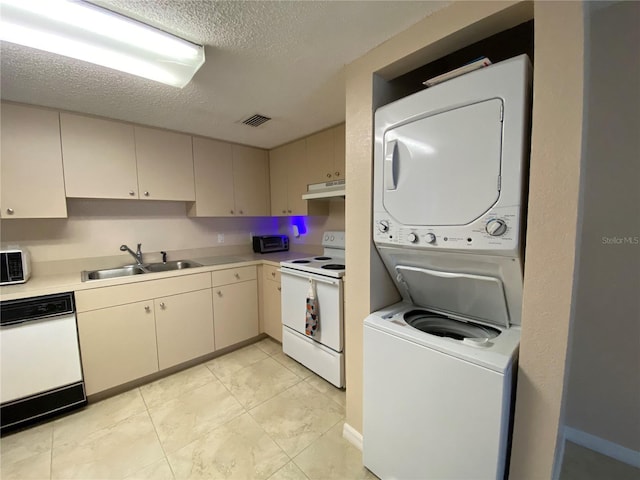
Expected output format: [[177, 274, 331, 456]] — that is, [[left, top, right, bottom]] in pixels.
[[378, 220, 390, 233], [486, 219, 508, 236], [407, 233, 418, 243], [425, 233, 436, 244]]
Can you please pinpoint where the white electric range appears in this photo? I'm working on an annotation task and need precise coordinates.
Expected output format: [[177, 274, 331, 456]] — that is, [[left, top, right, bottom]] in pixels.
[[280, 231, 345, 387]]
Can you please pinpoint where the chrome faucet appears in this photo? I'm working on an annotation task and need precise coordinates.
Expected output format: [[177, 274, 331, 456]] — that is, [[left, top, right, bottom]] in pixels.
[[120, 243, 144, 266]]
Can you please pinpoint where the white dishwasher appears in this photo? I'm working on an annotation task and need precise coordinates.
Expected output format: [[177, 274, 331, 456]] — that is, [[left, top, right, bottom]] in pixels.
[[1, 292, 86, 433]]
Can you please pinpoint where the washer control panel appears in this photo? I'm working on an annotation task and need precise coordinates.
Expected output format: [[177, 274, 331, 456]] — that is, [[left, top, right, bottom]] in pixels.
[[373, 206, 520, 253]]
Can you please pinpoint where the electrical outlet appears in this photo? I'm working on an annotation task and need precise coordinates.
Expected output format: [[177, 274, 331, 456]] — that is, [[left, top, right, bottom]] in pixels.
[[217, 233, 224, 243]]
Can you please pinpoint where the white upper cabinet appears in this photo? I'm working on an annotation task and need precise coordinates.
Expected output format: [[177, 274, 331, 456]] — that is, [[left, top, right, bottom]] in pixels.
[[269, 137, 330, 217], [134, 126, 195, 201], [61, 113, 195, 201], [305, 124, 346, 185], [333, 123, 346, 180], [232, 145, 270, 216], [1, 103, 68, 219], [190, 138, 270, 217], [306, 128, 335, 185], [190, 137, 235, 216], [61, 113, 138, 199]]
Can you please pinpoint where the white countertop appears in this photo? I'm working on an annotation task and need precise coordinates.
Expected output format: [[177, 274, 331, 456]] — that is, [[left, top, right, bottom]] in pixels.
[[0, 251, 310, 301]]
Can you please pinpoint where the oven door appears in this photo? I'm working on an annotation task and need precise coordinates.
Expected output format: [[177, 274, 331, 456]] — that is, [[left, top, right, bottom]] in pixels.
[[280, 268, 343, 352]]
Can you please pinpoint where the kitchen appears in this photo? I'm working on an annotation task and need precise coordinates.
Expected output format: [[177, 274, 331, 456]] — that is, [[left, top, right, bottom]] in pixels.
[[1, 1, 639, 480]]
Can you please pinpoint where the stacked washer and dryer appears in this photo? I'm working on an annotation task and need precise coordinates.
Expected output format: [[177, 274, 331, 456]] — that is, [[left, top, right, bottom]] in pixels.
[[363, 55, 532, 479]]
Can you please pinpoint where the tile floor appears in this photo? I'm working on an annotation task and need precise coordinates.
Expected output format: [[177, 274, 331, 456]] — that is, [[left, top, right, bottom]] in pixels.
[[0, 338, 375, 480]]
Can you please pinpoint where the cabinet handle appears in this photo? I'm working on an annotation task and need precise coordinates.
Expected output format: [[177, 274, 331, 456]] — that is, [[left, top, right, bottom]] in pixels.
[[326, 173, 332, 178], [239, 210, 243, 215], [335, 171, 340, 177], [277, 286, 281, 291], [234, 273, 240, 279], [129, 190, 135, 196], [217, 290, 222, 297], [230, 210, 234, 214], [6, 208, 14, 215], [160, 302, 166, 309], [144, 191, 150, 197], [144, 305, 151, 312], [282, 210, 286, 214], [287, 210, 292, 214], [271, 272, 275, 277]]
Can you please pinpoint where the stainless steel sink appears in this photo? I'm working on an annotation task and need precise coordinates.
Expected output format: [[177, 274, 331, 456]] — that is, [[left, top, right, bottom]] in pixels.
[[81, 260, 202, 281], [81, 265, 146, 281], [142, 260, 202, 272]]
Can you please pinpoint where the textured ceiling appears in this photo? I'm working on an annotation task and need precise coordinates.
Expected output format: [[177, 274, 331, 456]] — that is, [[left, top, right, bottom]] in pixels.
[[0, 0, 448, 149]]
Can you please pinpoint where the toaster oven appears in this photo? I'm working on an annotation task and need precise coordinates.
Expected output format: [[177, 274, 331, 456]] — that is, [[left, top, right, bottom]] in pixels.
[[252, 235, 289, 253]]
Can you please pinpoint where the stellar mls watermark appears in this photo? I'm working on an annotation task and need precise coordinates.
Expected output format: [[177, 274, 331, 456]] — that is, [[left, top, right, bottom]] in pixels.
[[601, 236, 639, 245]]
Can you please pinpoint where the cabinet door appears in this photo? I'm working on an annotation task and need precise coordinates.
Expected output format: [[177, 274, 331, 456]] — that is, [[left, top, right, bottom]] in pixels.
[[213, 280, 259, 350], [135, 126, 195, 201], [269, 146, 289, 216], [155, 289, 215, 370], [306, 129, 335, 184], [333, 124, 346, 180], [60, 113, 138, 199], [77, 301, 158, 395], [232, 145, 270, 216], [1, 104, 67, 219], [190, 137, 234, 216], [286, 139, 309, 215], [263, 280, 282, 342]]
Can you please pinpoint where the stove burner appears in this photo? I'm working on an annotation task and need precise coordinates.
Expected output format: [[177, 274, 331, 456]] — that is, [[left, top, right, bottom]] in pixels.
[[292, 259, 311, 264], [314, 256, 332, 261], [321, 264, 345, 270]]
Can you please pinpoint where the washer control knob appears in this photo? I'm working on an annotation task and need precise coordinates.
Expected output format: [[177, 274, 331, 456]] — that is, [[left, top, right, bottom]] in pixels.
[[407, 233, 418, 243], [486, 219, 508, 236], [378, 220, 389, 233], [425, 233, 436, 244]]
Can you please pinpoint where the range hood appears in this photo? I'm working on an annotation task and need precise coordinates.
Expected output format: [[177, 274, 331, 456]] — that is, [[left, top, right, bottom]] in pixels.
[[302, 179, 346, 200]]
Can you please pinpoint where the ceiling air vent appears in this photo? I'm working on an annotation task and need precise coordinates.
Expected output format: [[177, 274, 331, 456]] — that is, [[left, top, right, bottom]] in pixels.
[[241, 114, 271, 127]]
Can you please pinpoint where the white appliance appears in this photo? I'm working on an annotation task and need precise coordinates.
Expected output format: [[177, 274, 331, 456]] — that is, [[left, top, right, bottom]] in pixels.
[[280, 231, 345, 387], [364, 54, 532, 479], [1, 292, 86, 432]]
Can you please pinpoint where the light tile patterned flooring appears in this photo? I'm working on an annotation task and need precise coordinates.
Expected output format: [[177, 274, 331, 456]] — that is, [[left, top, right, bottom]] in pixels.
[[1, 338, 375, 480]]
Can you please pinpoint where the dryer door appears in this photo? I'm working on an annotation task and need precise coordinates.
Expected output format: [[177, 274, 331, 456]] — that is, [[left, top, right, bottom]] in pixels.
[[382, 98, 503, 226]]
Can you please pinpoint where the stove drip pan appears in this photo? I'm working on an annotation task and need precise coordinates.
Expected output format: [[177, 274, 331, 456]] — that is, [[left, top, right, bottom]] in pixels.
[[403, 310, 500, 341]]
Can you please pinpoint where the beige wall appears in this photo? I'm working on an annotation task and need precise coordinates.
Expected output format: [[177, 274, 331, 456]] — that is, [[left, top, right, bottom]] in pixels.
[[509, 3, 585, 478], [0, 198, 344, 265], [345, 0, 587, 478], [563, 0, 640, 452]]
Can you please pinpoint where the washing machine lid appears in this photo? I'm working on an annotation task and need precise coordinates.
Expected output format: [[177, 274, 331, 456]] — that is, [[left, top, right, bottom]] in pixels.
[[382, 98, 503, 226], [395, 265, 510, 328]]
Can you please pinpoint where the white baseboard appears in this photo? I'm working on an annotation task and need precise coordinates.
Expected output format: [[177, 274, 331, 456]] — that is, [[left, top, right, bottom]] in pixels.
[[343, 422, 363, 451], [564, 426, 640, 468]]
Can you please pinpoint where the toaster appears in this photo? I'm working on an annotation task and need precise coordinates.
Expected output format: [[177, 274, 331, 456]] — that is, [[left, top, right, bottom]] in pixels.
[[252, 235, 289, 253]]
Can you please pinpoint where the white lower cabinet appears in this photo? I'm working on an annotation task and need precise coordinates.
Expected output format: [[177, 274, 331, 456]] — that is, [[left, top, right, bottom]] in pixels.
[[76, 273, 214, 396], [155, 289, 215, 370], [212, 266, 259, 350], [77, 301, 159, 396], [262, 265, 282, 342]]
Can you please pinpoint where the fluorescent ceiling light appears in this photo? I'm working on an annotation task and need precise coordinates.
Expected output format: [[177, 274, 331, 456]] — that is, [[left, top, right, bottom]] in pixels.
[[0, 0, 205, 88]]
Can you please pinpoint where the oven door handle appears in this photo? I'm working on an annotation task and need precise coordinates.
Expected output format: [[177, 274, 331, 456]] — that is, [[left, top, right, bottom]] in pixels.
[[279, 268, 341, 286]]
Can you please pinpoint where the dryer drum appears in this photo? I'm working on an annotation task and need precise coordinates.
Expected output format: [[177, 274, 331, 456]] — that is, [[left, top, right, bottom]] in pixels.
[[403, 310, 500, 340]]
